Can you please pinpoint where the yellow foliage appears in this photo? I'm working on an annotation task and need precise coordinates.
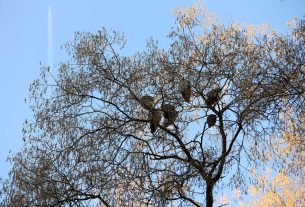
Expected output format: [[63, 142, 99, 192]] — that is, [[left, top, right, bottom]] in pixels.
[[245, 113, 304, 206], [246, 172, 304, 207], [172, 0, 220, 30]]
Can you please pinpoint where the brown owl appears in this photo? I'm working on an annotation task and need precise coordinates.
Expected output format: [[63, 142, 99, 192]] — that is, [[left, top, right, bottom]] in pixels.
[[149, 109, 162, 134], [207, 114, 217, 127], [179, 80, 192, 103], [206, 88, 221, 106], [162, 104, 178, 127], [140, 95, 155, 110]]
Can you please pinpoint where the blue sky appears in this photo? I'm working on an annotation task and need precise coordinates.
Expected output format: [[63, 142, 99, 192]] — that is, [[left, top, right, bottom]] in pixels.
[[0, 0, 304, 183]]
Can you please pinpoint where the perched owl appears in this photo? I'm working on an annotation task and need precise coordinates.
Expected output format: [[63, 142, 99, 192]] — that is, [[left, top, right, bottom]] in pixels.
[[140, 95, 155, 110], [149, 109, 162, 134], [207, 114, 217, 127], [206, 88, 221, 106], [162, 104, 178, 127], [179, 80, 192, 103]]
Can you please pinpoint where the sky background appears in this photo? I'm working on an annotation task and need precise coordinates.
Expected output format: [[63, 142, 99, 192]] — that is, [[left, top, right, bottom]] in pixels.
[[0, 0, 304, 194]]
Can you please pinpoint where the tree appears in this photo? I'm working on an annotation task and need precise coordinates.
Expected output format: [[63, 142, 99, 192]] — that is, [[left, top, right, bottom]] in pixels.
[[1, 3, 304, 207], [244, 111, 305, 207], [221, 114, 305, 207]]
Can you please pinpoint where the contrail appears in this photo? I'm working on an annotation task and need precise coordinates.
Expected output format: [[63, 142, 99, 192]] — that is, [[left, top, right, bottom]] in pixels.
[[48, 5, 53, 71]]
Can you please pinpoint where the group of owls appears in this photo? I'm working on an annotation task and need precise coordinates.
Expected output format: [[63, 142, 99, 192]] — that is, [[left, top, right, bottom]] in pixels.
[[139, 95, 177, 134], [205, 88, 221, 128], [139, 80, 221, 134]]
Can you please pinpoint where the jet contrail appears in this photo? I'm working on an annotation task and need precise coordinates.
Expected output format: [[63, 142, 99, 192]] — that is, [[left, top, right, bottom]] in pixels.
[[48, 5, 53, 71]]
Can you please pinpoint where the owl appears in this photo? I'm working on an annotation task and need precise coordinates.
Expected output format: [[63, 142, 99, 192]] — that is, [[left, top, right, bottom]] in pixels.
[[207, 114, 217, 127], [149, 109, 162, 134], [206, 88, 221, 106], [179, 80, 192, 103], [140, 95, 155, 110], [162, 104, 178, 127]]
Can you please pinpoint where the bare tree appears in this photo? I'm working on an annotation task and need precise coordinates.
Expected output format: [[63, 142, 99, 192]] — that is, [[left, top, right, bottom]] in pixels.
[[1, 4, 304, 207]]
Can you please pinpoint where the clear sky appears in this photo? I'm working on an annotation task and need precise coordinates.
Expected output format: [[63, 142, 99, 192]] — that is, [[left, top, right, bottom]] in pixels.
[[0, 0, 304, 183]]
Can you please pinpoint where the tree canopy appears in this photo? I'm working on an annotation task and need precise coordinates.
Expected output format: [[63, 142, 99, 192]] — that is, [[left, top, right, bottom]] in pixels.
[[1, 3, 304, 207]]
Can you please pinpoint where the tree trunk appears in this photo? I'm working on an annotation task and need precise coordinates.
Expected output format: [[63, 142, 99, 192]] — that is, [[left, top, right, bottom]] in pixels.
[[206, 184, 214, 207]]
